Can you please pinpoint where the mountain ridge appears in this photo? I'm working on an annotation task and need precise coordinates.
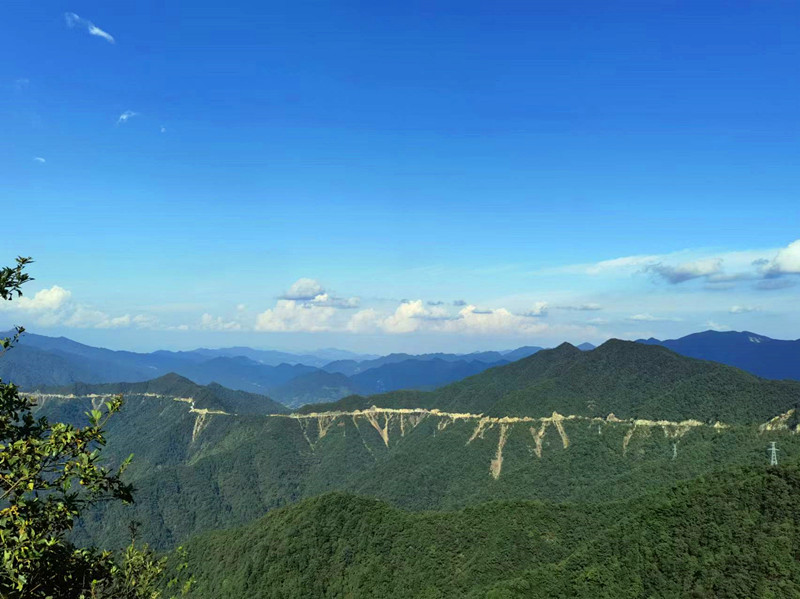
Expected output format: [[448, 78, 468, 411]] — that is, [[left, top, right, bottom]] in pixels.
[[2, 330, 539, 406], [637, 329, 800, 381]]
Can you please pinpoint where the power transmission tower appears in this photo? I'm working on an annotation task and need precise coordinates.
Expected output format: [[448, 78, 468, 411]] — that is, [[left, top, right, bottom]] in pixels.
[[768, 441, 779, 466]]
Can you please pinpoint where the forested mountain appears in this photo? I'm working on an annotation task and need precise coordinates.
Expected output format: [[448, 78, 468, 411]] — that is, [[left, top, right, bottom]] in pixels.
[[179, 463, 800, 598], [179, 493, 616, 598], [310, 339, 800, 424], [6, 331, 534, 406], [268, 370, 356, 408], [39, 372, 289, 415], [638, 330, 800, 381], [26, 340, 800, 556], [273, 357, 511, 405], [321, 348, 538, 377], [180, 346, 376, 367], [348, 358, 508, 395], [17, 332, 800, 596]]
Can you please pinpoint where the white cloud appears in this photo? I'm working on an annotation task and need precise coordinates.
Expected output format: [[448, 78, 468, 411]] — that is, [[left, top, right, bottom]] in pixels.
[[64, 306, 131, 329], [448, 305, 547, 335], [646, 258, 723, 284], [281, 278, 325, 300], [705, 320, 730, 332], [64, 12, 115, 44], [587, 317, 609, 325], [309, 293, 360, 309], [0, 285, 164, 330], [133, 314, 159, 329], [521, 301, 549, 317], [730, 305, 760, 314], [378, 300, 428, 333], [555, 303, 602, 311], [541, 247, 780, 290], [117, 111, 138, 125], [347, 308, 382, 333], [97, 314, 132, 329], [200, 313, 243, 331], [33, 157, 46, 164], [273, 278, 358, 311], [761, 239, 800, 277], [585, 254, 664, 275], [255, 300, 335, 332], [626, 313, 681, 322], [10, 286, 72, 312], [346, 300, 582, 337]]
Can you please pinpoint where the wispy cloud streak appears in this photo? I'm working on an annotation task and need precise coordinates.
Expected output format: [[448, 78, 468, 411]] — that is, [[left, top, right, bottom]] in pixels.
[[64, 12, 115, 44], [117, 110, 139, 125]]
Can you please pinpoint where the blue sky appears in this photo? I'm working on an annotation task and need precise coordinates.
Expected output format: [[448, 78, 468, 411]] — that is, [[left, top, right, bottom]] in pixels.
[[2, 0, 799, 352]]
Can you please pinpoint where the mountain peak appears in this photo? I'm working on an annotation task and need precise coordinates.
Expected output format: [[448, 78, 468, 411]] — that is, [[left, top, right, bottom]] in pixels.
[[552, 341, 580, 354], [152, 372, 196, 386]]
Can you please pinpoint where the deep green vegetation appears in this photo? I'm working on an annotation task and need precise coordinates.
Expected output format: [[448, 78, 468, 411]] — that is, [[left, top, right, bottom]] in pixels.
[[180, 494, 616, 598], [178, 463, 800, 598], [9, 256, 800, 598], [33, 350, 800, 553], [312, 340, 800, 423], [487, 464, 800, 598], [0, 257, 192, 598]]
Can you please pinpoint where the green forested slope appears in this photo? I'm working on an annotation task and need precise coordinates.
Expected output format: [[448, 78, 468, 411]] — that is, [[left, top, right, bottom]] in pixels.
[[37, 372, 289, 415], [315, 340, 800, 424], [178, 464, 800, 599], [30, 343, 800, 554], [178, 494, 616, 599], [67, 399, 800, 552], [488, 465, 800, 598]]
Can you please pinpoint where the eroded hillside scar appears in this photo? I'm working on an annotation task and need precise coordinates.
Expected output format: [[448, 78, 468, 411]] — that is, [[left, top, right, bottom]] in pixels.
[[192, 412, 210, 442], [490, 424, 509, 479], [468, 417, 492, 444], [31, 393, 783, 478], [551, 412, 569, 448], [316, 414, 337, 440], [363, 409, 392, 446], [531, 422, 547, 458]]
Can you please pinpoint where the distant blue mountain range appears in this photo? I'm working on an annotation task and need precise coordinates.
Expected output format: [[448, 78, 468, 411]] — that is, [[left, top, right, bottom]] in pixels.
[[0, 331, 543, 407], [637, 330, 800, 381]]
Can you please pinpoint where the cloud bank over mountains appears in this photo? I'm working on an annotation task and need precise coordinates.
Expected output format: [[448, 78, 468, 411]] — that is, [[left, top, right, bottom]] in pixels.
[[2, 239, 799, 347]]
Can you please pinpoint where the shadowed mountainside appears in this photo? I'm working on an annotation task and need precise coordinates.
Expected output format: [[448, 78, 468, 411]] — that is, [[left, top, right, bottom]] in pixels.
[[639, 329, 800, 381]]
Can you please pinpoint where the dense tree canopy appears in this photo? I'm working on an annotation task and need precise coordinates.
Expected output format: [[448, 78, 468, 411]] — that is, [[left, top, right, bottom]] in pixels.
[[0, 257, 190, 598]]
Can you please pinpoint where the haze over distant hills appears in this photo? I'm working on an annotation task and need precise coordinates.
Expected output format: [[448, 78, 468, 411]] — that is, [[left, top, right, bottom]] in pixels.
[[638, 330, 800, 381], [0, 331, 542, 407], [6, 329, 800, 411]]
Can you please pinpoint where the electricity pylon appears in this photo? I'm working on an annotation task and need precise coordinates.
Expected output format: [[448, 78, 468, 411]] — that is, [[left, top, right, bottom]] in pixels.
[[768, 442, 778, 466]]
